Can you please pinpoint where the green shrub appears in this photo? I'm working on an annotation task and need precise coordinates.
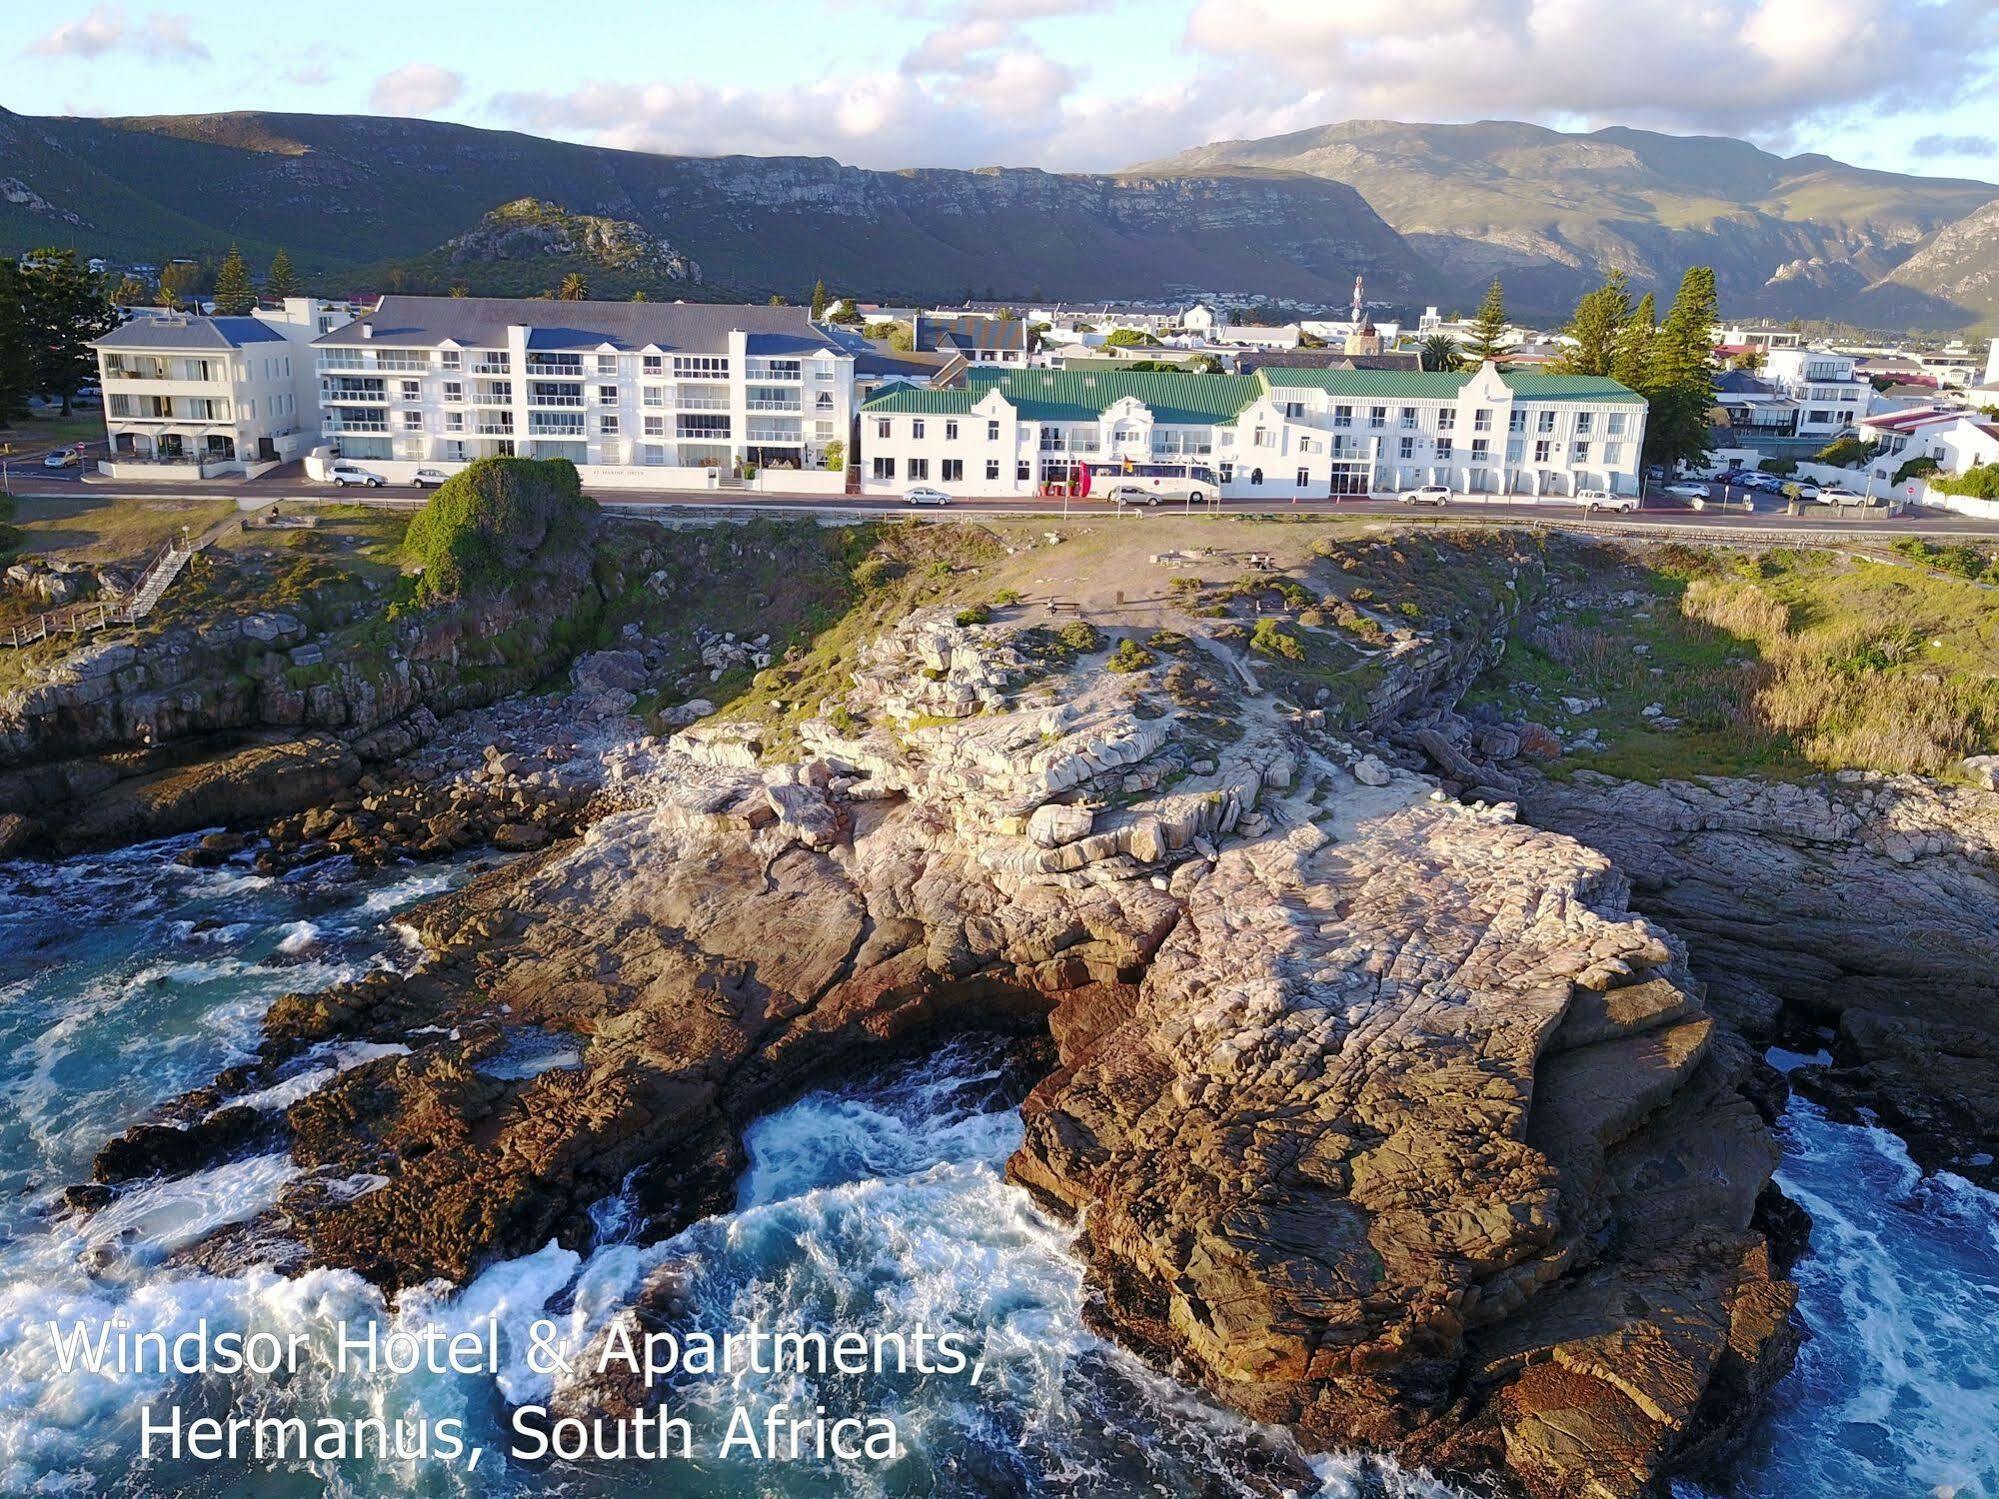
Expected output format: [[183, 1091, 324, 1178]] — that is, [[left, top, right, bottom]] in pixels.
[[1250, 618, 1304, 660], [1398, 601, 1421, 618], [852, 555, 901, 592], [402, 457, 594, 600], [1894, 455, 1941, 487], [1814, 435, 1876, 468], [1167, 575, 1203, 594], [955, 602, 991, 626], [1758, 457, 1797, 476], [993, 587, 1022, 606], [1933, 463, 1999, 500], [1107, 637, 1156, 672], [1057, 620, 1102, 653]]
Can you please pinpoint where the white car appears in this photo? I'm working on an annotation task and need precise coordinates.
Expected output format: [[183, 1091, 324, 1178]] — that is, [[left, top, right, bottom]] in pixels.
[[1401, 484, 1453, 506], [41, 447, 80, 469], [903, 486, 951, 506], [1815, 487, 1866, 504], [1108, 485, 1161, 507], [1562, 488, 1638, 513], [328, 462, 385, 488], [411, 467, 450, 489], [1661, 482, 1711, 500]]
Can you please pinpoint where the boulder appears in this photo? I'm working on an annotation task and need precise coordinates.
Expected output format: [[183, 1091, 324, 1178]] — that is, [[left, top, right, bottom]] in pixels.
[[1027, 801, 1094, 847]]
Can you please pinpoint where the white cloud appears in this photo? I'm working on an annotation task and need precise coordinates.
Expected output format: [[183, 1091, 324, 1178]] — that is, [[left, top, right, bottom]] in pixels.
[[370, 62, 465, 117], [24, 6, 209, 61], [1179, 0, 1998, 142], [1912, 132, 1997, 158], [283, 60, 333, 88]]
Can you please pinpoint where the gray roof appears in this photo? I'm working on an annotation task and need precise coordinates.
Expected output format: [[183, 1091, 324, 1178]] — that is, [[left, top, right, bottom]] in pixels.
[[314, 295, 848, 356], [93, 315, 288, 351], [913, 314, 1029, 355]]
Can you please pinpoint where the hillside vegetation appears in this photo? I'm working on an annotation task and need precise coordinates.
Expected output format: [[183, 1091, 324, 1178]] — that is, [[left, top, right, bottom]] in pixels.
[[403, 456, 597, 600]]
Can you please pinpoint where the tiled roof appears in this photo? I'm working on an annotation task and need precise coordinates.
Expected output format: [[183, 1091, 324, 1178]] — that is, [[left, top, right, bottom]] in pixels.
[[93, 315, 288, 350], [1257, 367, 1647, 403], [314, 295, 847, 356]]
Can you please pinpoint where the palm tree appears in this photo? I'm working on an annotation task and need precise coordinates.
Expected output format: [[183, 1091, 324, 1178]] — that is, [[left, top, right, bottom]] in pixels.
[[556, 272, 589, 302], [1418, 333, 1462, 372]]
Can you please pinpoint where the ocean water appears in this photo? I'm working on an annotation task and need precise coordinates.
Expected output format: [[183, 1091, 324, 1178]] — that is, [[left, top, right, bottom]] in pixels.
[[1, 840, 1994, 1497]]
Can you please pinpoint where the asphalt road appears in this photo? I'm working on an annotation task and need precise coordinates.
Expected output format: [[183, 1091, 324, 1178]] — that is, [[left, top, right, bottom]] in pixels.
[[7, 460, 1993, 539]]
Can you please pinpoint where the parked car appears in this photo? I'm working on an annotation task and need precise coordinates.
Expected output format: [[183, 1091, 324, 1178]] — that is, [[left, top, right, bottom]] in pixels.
[[1401, 484, 1453, 506], [1558, 488, 1639, 513], [1108, 485, 1161, 507], [41, 447, 80, 469], [1785, 481, 1822, 501], [1816, 487, 1867, 504], [1661, 482, 1711, 500], [903, 486, 951, 506], [328, 462, 385, 488], [411, 468, 450, 489]]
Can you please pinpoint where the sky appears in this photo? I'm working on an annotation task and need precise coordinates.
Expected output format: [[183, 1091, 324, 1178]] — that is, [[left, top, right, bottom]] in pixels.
[[11, 0, 1999, 180]]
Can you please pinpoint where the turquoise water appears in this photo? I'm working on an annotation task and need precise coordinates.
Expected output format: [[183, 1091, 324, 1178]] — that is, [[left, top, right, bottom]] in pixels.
[[1, 841, 1994, 1497]]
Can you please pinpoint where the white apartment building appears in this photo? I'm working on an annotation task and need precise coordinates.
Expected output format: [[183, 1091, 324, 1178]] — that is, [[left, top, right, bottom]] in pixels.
[[310, 296, 855, 484], [1761, 349, 1874, 437], [1858, 407, 1999, 491], [91, 298, 348, 477], [858, 363, 1646, 501]]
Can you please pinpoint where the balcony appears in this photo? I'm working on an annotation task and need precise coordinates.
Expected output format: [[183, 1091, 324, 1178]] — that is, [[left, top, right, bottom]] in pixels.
[[528, 417, 585, 437], [324, 416, 389, 434], [746, 398, 801, 413], [525, 357, 584, 376], [745, 427, 803, 444], [471, 359, 512, 375], [321, 382, 388, 404], [745, 364, 801, 383], [476, 419, 516, 436], [527, 392, 585, 408], [677, 394, 730, 411]]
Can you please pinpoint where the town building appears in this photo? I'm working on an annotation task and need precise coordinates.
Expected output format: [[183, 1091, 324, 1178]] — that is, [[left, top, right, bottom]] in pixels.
[[1760, 348, 1874, 436], [1858, 407, 1999, 492], [910, 313, 1031, 368], [91, 297, 350, 477], [310, 296, 854, 484], [858, 363, 1645, 500]]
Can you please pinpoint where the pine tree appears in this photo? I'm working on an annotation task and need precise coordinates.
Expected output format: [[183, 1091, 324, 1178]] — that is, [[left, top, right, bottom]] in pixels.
[[809, 278, 828, 319], [1553, 270, 1631, 378], [1463, 277, 1514, 365], [158, 262, 199, 310], [0, 262, 36, 424], [212, 247, 255, 315], [18, 249, 119, 415], [1642, 267, 1720, 470], [1613, 292, 1656, 392], [265, 248, 299, 299], [111, 273, 152, 307]]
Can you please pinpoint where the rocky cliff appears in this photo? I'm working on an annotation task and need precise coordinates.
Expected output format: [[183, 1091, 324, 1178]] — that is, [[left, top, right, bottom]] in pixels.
[[89, 595, 1798, 1498]]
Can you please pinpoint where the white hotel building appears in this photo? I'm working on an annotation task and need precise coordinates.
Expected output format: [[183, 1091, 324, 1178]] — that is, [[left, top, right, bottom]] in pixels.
[[859, 362, 1646, 500], [91, 298, 353, 478], [310, 297, 855, 484]]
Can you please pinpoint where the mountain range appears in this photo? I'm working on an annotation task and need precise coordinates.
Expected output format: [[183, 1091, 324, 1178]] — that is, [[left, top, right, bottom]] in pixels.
[[1, 108, 1993, 331]]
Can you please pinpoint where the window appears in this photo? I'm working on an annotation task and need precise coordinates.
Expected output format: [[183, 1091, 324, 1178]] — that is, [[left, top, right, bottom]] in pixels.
[[400, 410, 423, 431], [1296, 467, 1310, 488], [876, 419, 891, 440], [942, 458, 963, 481], [986, 459, 1000, 480], [909, 458, 929, 479], [1534, 439, 1552, 463], [674, 356, 728, 379], [1438, 408, 1456, 431], [400, 380, 419, 401], [1538, 410, 1556, 433], [1250, 467, 1264, 485], [1607, 412, 1627, 435], [1508, 409, 1526, 433], [1473, 408, 1492, 431], [1333, 404, 1353, 427], [643, 355, 664, 375], [643, 387, 664, 407], [598, 386, 619, 404], [1605, 442, 1624, 464], [600, 415, 620, 435], [1017, 460, 1031, 481], [644, 415, 665, 437], [1576, 411, 1593, 434], [1369, 406, 1387, 428], [1507, 440, 1524, 462], [1573, 441, 1589, 462], [873, 456, 896, 480], [987, 420, 1000, 441], [945, 420, 958, 441], [1437, 437, 1453, 459], [442, 381, 463, 403], [1400, 407, 1417, 429], [912, 419, 926, 439], [596, 355, 617, 375], [1471, 438, 1489, 459], [440, 350, 461, 371], [1399, 436, 1415, 460]]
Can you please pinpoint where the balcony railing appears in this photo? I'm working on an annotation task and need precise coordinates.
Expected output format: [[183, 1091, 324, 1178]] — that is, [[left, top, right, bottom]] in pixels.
[[476, 420, 516, 436], [677, 395, 730, 411], [745, 428, 803, 444], [324, 418, 389, 434], [471, 359, 512, 375], [746, 398, 801, 412], [528, 393, 584, 408]]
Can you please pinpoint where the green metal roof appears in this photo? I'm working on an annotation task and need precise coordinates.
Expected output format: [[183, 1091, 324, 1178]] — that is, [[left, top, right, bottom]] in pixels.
[[861, 368, 1265, 425], [1256, 367, 1646, 403]]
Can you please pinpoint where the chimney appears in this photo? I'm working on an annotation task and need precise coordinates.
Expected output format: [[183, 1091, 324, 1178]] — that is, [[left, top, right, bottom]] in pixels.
[[359, 322, 373, 339]]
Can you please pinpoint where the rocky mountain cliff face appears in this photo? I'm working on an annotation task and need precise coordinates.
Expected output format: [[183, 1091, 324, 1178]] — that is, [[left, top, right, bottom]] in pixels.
[[439, 197, 700, 281], [1139, 119, 1997, 324], [0, 109, 1432, 303], [1855, 197, 1999, 332], [84, 581, 1800, 1498]]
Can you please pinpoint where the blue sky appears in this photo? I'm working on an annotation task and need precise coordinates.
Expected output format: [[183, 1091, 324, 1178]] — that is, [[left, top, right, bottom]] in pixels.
[[13, 0, 1999, 180]]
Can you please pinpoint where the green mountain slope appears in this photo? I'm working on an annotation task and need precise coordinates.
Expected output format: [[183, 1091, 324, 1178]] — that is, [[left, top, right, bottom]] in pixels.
[[0, 108, 1434, 305], [1137, 119, 1998, 323]]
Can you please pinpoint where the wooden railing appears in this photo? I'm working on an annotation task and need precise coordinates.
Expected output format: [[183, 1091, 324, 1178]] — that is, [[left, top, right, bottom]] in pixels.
[[2, 537, 196, 650]]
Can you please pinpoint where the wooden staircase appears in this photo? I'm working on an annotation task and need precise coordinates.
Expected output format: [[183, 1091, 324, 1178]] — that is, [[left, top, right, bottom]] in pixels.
[[2, 537, 197, 650]]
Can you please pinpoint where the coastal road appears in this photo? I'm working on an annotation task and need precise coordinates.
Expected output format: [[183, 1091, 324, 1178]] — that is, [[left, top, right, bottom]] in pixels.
[[11, 465, 1999, 541]]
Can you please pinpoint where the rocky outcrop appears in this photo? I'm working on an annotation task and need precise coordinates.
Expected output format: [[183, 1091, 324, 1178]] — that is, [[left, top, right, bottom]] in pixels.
[[88, 611, 1796, 1498], [1516, 771, 1999, 1187]]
